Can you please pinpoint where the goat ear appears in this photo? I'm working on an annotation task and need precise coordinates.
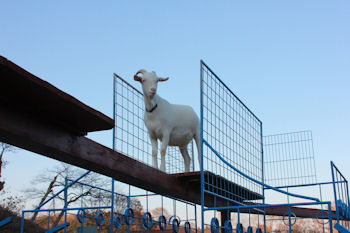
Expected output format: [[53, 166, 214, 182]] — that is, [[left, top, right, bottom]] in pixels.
[[134, 75, 142, 82], [158, 77, 169, 82], [134, 69, 146, 82]]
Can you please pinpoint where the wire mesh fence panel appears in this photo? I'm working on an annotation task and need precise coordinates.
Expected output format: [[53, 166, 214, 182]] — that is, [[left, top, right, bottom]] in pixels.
[[263, 131, 317, 188], [114, 73, 194, 174], [200, 61, 263, 205], [331, 162, 350, 230]]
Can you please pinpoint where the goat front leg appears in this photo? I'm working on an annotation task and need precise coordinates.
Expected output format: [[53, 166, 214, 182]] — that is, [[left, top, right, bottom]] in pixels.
[[150, 137, 158, 169], [160, 134, 170, 172]]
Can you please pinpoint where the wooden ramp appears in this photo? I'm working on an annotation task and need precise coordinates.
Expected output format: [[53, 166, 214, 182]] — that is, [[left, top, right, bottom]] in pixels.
[[0, 56, 336, 219]]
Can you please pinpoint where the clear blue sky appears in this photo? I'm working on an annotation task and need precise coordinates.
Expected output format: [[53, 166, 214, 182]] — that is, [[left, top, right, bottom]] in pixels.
[[1, 1, 349, 205]]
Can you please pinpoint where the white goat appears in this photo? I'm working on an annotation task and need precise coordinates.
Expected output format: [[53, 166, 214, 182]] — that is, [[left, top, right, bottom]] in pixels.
[[134, 69, 201, 172]]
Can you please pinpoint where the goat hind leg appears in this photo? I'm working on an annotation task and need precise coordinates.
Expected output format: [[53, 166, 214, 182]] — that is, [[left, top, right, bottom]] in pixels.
[[160, 135, 170, 172], [179, 145, 191, 172]]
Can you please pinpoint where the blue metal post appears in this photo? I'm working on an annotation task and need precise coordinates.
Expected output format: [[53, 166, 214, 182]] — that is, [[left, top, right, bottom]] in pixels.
[[328, 202, 333, 233], [110, 179, 115, 233], [128, 185, 130, 233], [195, 204, 198, 233], [288, 205, 292, 233], [20, 211, 24, 233], [200, 60, 205, 233], [261, 123, 266, 233], [111, 75, 116, 233], [237, 209, 240, 232], [330, 161, 340, 222], [346, 180, 350, 229], [64, 178, 68, 233]]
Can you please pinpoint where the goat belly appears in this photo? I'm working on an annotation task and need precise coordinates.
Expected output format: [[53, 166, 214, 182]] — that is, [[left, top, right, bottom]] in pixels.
[[168, 130, 193, 146]]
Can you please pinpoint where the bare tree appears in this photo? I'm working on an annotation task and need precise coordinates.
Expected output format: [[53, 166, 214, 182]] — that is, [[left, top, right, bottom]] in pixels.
[[25, 162, 143, 228], [25, 163, 111, 226], [0, 142, 17, 191], [151, 207, 171, 218]]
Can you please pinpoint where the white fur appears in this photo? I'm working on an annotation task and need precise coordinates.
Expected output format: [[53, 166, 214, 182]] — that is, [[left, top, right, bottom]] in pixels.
[[134, 69, 201, 172]]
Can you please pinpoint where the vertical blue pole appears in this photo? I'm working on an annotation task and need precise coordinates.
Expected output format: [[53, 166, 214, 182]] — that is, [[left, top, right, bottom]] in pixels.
[[80, 219, 84, 233], [195, 205, 198, 233], [110, 179, 115, 233], [330, 161, 340, 223], [64, 179, 68, 233], [345, 180, 350, 229], [288, 205, 292, 233], [200, 60, 205, 233], [110, 73, 116, 233], [20, 211, 24, 233], [237, 209, 240, 232], [328, 202, 333, 233], [127, 186, 130, 233], [260, 123, 266, 233]]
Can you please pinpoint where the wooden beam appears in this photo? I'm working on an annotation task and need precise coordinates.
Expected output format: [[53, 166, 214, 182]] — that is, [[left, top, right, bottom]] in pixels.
[[0, 104, 202, 204], [0, 56, 114, 136]]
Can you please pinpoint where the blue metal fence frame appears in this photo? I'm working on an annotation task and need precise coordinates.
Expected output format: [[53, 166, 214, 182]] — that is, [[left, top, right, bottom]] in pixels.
[[331, 161, 350, 230], [199, 60, 332, 233]]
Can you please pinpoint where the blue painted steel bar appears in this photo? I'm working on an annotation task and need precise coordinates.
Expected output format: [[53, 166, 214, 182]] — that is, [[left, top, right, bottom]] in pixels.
[[64, 179, 68, 233], [265, 216, 329, 221], [45, 222, 70, 233], [203, 139, 320, 202], [195, 205, 198, 233], [331, 161, 340, 223], [35, 170, 91, 211], [204, 201, 332, 212], [111, 72, 116, 233], [20, 212, 24, 233], [22, 205, 112, 213], [347, 181, 350, 229], [332, 161, 348, 182], [0, 217, 13, 228], [237, 208, 241, 232], [200, 60, 205, 233], [66, 178, 129, 198], [110, 179, 115, 233], [328, 202, 334, 233], [127, 187, 130, 233], [265, 181, 345, 190], [288, 205, 292, 233], [331, 161, 350, 230], [261, 123, 266, 233], [334, 223, 350, 233]]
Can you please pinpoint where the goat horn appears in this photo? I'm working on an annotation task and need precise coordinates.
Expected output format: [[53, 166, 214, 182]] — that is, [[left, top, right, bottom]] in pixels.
[[136, 69, 146, 75]]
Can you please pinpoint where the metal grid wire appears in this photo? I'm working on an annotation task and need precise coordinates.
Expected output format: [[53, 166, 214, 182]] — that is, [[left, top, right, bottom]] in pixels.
[[331, 162, 350, 229], [263, 131, 317, 187], [200, 61, 263, 204], [114, 73, 194, 174]]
